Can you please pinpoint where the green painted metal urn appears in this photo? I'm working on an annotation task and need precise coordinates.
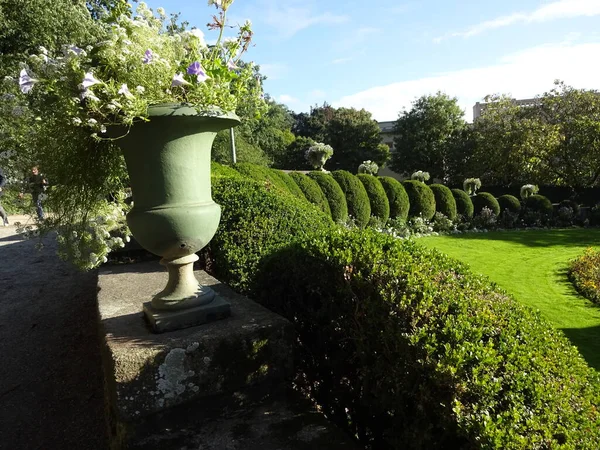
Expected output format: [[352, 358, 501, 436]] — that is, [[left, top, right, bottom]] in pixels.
[[115, 103, 239, 332]]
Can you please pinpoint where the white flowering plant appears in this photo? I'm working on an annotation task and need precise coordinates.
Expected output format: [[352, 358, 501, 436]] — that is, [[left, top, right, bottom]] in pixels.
[[8, 0, 265, 269], [520, 184, 539, 199], [305, 142, 334, 171], [411, 171, 430, 183], [357, 160, 378, 175], [463, 177, 481, 196]]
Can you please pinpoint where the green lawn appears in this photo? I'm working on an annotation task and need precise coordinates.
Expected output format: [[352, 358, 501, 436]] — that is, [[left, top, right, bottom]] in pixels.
[[420, 228, 600, 370]]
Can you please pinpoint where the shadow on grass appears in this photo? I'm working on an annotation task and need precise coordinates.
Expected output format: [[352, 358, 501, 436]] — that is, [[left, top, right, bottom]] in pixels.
[[441, 228, 600, 248], [561, 326, 600, 371]]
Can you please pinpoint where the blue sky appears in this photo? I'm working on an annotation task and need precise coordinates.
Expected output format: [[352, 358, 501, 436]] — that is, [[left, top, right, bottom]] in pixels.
[[142, 0, 600, 121]]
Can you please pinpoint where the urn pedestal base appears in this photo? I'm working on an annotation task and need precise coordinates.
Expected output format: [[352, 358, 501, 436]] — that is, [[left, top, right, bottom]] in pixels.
[[143, 295, 231, 333]]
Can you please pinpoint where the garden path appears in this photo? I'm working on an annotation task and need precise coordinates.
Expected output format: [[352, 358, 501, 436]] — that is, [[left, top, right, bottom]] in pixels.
[[0, 215, 107, 450]]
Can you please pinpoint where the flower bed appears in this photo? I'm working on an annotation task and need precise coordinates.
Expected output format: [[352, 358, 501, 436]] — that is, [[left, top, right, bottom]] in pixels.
[[569, 248, 600, 304]]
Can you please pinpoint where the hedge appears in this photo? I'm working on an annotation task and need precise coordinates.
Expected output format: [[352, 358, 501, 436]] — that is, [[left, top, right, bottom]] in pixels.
[[288, 172, 331, 217], [429, 184, 457, 220], [308, 171, 348, 223], [523, 194, 553, 215], [255, 228, 600, 449], [211, 162, 242, 178], [560, 199, 581, 216], [332, 170, 371, 228], [497, 194, 521, 214], [209, 176, 332, 292], [379, 177, 409, 222], [269, 169, 306, 201], [569, 248, 600, 305], [357, 174, 390, 224], [472, 192, 500, 216], [233, 162, 291, 194], [451, 189, 474, 219], [402, 180, 436, 220]]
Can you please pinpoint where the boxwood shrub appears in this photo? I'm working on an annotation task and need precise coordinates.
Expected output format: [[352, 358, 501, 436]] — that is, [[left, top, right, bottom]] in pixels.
[[560, 199, 581, 217], [429, 184, 457, 220], [288, 172, 331, 217], [255, 228, 600, 449], [379, 177, 409, 221], [523, 194, 553, 215], [211, 162, 242, 178], [451, 189, 474, 219], [269, 169, 306, 201], [308, 171, 348, 223], [332, 170, 371, 228], [497, 194, 521, 214], [402, 180, 436, 220], [357, 174, 390, 224], [233, 162, 291, 194], [209, 176, 332, 292], [472, 192, 500, 216]]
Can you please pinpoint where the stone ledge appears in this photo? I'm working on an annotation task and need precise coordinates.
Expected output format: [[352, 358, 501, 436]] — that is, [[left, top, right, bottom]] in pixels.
[[97, 262, 294, 425]]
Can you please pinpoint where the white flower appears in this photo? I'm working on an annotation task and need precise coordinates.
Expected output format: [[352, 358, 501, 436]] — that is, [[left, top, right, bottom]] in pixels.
[[118, 83, 134, 99], [100, 125, 107, 134], [38, 46, 48, 55], [80, 90, 100, 102], [171, 73, 190, 87], [72, 117, 82, 126], [80, 72, 102, 90], [89, 253, 98, 265], [87, 118, 98, 126], [135, 85, 145, 94], [156, 7, 166, 16], [187, 28, 207, 47], [18, 69, 37, 94]]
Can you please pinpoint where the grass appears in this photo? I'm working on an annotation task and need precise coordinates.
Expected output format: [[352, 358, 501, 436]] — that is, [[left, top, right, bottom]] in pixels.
[[420, 228, 600, 370]]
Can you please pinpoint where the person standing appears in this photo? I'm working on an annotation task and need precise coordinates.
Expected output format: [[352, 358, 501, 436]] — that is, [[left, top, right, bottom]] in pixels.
[[0, 166, 8, 226], [21, 166, 48, 221]]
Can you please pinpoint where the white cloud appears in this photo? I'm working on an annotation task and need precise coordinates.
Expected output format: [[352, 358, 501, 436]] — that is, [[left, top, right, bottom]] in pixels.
[[437, 0, 600, 41], [277, 94, 299, 104], [333, 40, 600, 122], [257, 0, 349, 38]]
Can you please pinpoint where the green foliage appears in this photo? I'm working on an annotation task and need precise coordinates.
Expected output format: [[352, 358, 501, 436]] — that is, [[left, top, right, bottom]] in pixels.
[[569, 248, 600, 305], [211, 162, 241, 178], [279, 136, 315, 170], [451, 189, 474, 219], [497, 194, 521, 214], [379, 177, 409, 222], [255, 228, 600, 449], [288, 172, 331, 217], [429, 184, 457, 221], [233, 162, 291, 194], [269, 169, 306, 201], [332, 170, 371, 228], [209, 176, 332, 292], [357, 174, 390, 224], [391, 92, 466, 181], [212, 129, 272, 166], [523, 194, 553, 215], [402, 180, 436, 220], [472, 192, 500, 216], [307, 171, 348, 223], [560, 199, 580, 217]]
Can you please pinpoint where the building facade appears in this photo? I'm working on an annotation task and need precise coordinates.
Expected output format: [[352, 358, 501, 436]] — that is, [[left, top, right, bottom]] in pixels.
[[472, 97, 541, 120]]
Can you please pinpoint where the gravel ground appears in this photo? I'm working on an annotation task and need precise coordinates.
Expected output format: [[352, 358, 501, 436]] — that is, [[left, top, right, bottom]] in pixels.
[[0, 215, 107, 450]]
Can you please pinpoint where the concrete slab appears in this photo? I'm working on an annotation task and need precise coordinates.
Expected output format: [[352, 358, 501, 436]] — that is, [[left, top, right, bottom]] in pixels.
[[97, 262, 294, 426]]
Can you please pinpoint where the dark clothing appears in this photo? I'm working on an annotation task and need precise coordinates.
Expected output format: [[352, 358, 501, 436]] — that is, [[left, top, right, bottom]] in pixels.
[[28, 174, 46, 198]]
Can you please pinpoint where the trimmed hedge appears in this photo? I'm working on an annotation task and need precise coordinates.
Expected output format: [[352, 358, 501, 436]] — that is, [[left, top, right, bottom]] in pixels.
[[497, 194, 521, 214], [209, 176, 332, 292], [472, 192, 501, 216], [402, 180, 436, 220], [308, 171, 348, 223], [233, 162, 291, 194], [289, 172, 331, 217], [211, 162, 242, 178], [429, 184, 457, 220], [332, 170, 371, 228], [269, 169, 306, 201], [357, 174, 390, 224], [523, 194, 553, 215], [379, 177, 409, 222], [569, 248, 600, 304], [451, 189, 474, 219]]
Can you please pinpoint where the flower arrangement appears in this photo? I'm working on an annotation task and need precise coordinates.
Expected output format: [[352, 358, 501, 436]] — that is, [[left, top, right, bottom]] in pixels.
[[357, 160, 378, 175], [305, 142, 334, 171], [410, 170, 430, 183], [520, 184, 539, 199], [9, 0, 265, 269], [463, 177, 481, 196]]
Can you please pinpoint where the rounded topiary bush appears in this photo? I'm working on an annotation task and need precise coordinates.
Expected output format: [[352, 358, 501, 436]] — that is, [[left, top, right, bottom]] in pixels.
[[523, 194, 553, 215], [233, 162, 291, 194], [497, 194, 521, 214], [269, 169, 306, 201], [256, 228, 600, 449], [211, 162, 242, 178], [402, 180, 436, 220], [429, 184, 457, 221], [451, 189, 474, 219], [357, 174, 390, 224], [210, 177, 332, 292], [288, 172, 331, 217], [472, 192, 500, 216], [308, 171, 348, 223], [560, 199, 581, 217], [332, 170, 371, 228], [379, 177, 409, 222]]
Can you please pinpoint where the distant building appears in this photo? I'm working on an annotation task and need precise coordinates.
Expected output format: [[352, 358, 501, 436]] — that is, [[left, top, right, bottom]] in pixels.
[[378, 120, 395, 152], [472, 97, 541, 120]]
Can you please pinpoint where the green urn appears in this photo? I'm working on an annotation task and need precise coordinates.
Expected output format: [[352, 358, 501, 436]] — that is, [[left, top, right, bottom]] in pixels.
[[116, 104, 239, 332]]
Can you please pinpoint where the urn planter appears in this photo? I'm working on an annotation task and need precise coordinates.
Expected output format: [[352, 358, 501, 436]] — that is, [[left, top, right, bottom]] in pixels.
[[115, 103, 240, 332]]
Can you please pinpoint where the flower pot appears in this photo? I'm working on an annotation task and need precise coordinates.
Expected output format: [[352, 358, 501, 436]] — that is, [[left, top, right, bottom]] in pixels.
[[114, 104, 239, 330]]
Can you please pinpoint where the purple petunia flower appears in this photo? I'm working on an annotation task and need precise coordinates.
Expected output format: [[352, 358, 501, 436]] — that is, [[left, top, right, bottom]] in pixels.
[[227, 60, 238, 71], [171, 73, 190, 87], [18, 69, 37, 94], [81, 72, 101, 89], [187, 62, 209, 83], [67, 45, 84, 56], [142, 49, 153, 64]]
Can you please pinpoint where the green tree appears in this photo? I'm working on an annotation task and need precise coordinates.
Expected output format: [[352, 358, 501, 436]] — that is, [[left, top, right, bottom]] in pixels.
[[391, 92, 466, 182]]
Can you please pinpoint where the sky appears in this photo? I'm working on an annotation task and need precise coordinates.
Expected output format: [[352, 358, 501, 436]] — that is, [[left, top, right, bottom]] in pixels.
[[142, 0, 600, 122]]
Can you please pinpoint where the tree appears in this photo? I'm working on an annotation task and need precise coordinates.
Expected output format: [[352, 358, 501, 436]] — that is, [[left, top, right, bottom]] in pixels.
[[390, 92, 466, 182]]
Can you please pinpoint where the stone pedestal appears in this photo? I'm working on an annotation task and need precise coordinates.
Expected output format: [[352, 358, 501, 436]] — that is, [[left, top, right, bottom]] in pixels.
[[96, 262, 295, 447]]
